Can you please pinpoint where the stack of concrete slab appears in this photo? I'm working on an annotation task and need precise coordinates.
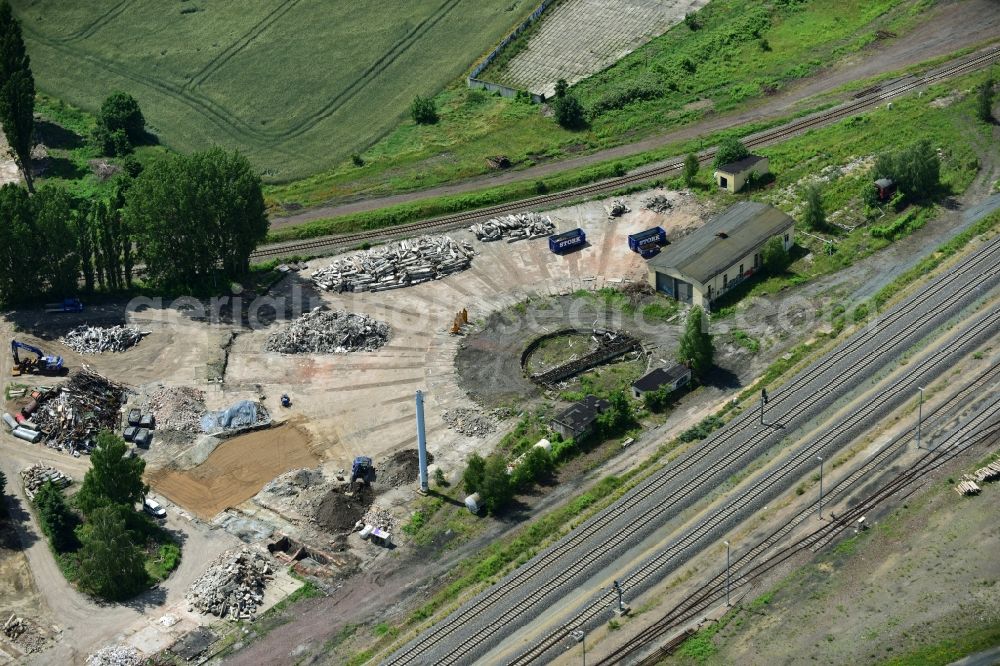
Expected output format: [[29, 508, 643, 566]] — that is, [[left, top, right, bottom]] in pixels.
[[644, 194, 673, 213], [265, 308, 390, 354], [469, 213, 554, 242], [20, 463, 71, 501], [311, 235, 476, 293], [608, 200, 631, 218], [61, 325, 147, 354], [186, 549, 274, 620]]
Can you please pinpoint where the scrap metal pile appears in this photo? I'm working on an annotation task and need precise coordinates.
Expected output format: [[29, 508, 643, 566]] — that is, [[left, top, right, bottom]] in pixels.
[[60, 325, 146, 354], [608, 199, 631, 218], [86, 645, 143, 666], [147, 385, 205, 433], [644, 194, 673, 213], [20, 463, 71, 501], [185, 549, 274, 620], [469, 212, 554, 242], [311, 235, 475, 293], [265, 308, 390, 354], [3, 614, 46, 653], [32, 369, 128, 453]]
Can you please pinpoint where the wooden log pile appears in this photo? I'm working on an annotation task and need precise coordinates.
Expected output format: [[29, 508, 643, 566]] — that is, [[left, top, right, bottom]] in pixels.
[[469, 212, 554, 242], [265, 308, 390, 354], [186, 549, 274, 620], [973, 461, 1000, 483], [20, 463, 71, 501], [311, 235, 476, 293], [955, 477, 981, 496]]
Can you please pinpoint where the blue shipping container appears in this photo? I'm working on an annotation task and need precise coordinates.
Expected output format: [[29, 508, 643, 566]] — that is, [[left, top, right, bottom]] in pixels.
[[549, 228, 586, 254], [627, 227, 667, 253]]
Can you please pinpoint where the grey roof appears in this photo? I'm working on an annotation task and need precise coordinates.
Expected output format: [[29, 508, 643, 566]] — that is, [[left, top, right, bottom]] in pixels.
[[715, 154, 767, 175], [552, 396, 610, 432], [632, 364, 691, 392], [648, 201, 794, 284]]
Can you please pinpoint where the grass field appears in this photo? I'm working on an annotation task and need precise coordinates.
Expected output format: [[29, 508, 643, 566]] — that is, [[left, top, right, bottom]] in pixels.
[[266, 0, 937, 209], [13, 0, 537, 181]]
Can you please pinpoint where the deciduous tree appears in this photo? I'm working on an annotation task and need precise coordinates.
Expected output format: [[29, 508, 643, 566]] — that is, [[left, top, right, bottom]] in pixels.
[[463, 453, 486, 493], [410, 95, 438, 124], [801, 184, 826, 231], [683, 152, 699, 186], [479, 454, 513, 515], [99, 92, 145, 144], [712, 137, 749, 169], [677, 306, 714, 380], [33, 186, 80, 295], [761, 236, 790, 274], [976, 77, 994, 122]]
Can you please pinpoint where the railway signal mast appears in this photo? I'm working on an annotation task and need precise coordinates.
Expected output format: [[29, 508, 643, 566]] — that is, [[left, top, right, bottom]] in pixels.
[[760, 388, 769, 425], [915, 386, 925, 449], [817, 456, 825, 519], [724, 540, 731, 606]]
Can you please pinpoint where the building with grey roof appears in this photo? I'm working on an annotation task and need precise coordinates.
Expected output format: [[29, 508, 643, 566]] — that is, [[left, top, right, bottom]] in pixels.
[[714, 154, 769, 193], [647, 201, 794, 309]]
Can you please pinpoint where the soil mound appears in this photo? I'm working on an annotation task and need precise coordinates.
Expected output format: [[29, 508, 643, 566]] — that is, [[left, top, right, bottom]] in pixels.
[[378, 449, 434, 487], [315, 485, 374, 531]]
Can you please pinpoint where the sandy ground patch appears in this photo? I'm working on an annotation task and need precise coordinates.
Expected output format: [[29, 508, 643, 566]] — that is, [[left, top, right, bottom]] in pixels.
[[146, 423, 320, 520]]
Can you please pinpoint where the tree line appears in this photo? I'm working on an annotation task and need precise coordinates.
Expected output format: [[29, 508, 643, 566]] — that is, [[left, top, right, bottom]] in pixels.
[[0, 1, 268, 307]]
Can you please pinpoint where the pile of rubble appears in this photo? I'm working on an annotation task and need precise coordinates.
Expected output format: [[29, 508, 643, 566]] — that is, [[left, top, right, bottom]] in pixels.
[[3, 614, 46, 653], [32, 369, 128, 453], [86, 645, 143, 666], [262, 468, 324, 498], [360, 504, 394, 532], [186, 549, 274, 620], [442, 407, 512, 437], [60, 325, 146, 354], [608, 200, 631, 218], [19, 463, 71, 501], [469, 213, 554, 242], [147, 385, 205, 433], [644, 194, 673, 213], [311, 235, 476, 293], [265, 308, 390, 354]]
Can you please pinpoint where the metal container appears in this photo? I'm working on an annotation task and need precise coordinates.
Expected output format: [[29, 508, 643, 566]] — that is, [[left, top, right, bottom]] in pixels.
[[2, 413, 16, 431], [12, 427, 42, 443]]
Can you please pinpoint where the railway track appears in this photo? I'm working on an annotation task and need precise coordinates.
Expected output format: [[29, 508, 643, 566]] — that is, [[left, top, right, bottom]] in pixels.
[[507, 305, 1000, 666], [615, 390, 1000, 666], [256, 46, 999, 261], [382, 220, 1000, 664]]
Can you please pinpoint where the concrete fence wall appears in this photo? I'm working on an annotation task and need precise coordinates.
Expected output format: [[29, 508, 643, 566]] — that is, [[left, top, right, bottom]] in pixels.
[[466, 0, 555, 102]]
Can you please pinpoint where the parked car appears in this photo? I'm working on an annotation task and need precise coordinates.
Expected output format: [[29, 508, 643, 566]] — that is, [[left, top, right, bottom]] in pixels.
[[143, 497, 166, 519]]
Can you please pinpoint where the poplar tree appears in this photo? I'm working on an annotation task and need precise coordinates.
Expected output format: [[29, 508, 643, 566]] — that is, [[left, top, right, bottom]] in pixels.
[[0, 1, 35, 192]]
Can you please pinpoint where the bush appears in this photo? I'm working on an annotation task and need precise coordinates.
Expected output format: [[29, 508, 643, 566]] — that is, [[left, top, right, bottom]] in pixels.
[[434, 467, 448, 487], [684, 11, 701, 30], [34, 481, 79, 553], [553, 94, 586, 129], [410, 95, 438, 125], [976, 77, 994, 122], [680, 414, 724, 442], [91, 124, 132, 157], [713, 137, 749, 169], [479, 454, 513, 515], [874, 139, 940, 203], [590, 79, 664, 116], [801, 184, 826, 231], [351, 153, 365, 167], [99, 92, 145, 144], [761, 236, 790, 274], [683, 152, 699, 186], [677, 307, 714, 380], [463, 453, 486, 493]]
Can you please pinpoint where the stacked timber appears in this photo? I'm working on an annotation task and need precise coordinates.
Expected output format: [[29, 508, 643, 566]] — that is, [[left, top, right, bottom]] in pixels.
[[955, 479, 981, 496], [973, 461, 1000, 483], [311, 236, 475, 293]]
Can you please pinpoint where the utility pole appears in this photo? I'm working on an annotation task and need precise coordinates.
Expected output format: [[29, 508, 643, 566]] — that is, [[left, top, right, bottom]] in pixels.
[[915, 387, 925, 449], [571, 629, 586, 666], [760, 388, 769, 425], [724, 540, 731, 606], [817, 456, 824, 519]]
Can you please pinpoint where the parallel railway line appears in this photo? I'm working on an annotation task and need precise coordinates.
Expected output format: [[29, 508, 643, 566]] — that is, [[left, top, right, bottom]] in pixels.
[[256, 47, 999, 261], [383, 214, 1000, 664]]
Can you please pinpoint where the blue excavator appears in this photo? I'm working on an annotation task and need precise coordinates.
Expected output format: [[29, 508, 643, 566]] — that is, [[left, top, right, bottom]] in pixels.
[[11, 340, 66, 377]]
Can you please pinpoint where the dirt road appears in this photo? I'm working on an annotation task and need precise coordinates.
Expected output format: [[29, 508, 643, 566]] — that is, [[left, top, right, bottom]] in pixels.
[[270, 0, 1000, 228]]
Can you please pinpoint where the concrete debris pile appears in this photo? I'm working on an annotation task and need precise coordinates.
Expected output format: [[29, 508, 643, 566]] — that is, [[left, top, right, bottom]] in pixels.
[[3, 614, 46, 653], [442, 407, 512, 437], [644, 194, 673, 213], [20, 463, 71, 501], [147, 385, 205, 433], [360, 504, 394, 532], [265, 308, 390, 354], [33, 369, 128, 453], [186, 549, 274, 620], [200, 400, 269, 435], [469, 213, 554, 242], [608, 199, 631, 218], [86, 645, 143, 666], [311, 235, 475, 293], [61, 325, 146, 354]]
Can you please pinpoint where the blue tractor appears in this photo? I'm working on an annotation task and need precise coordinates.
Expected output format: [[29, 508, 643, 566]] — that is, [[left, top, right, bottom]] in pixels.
[[351, 456, 375, 485], [11, 340, 66, 377]]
